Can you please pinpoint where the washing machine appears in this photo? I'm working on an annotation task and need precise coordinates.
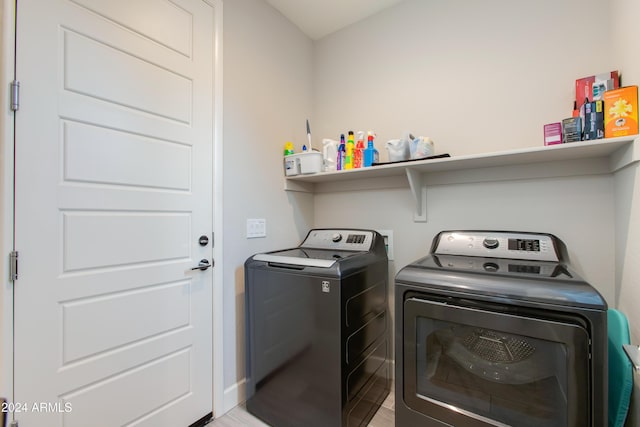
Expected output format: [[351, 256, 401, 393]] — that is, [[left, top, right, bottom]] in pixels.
[[245, 228, 390, 427], [395, 230, 608, 427]]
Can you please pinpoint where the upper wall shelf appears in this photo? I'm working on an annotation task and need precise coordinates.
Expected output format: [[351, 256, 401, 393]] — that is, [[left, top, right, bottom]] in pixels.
[[284, 135, 639, 221]]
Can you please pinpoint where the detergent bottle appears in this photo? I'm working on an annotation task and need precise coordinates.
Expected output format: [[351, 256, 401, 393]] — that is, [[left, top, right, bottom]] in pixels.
[[283, 141, 298, 176], [322, 138, 338, 171], [283, 141, 294, 156]]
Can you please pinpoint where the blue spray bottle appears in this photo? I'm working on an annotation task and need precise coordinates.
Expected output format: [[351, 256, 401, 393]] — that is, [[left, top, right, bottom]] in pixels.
[[363, 132, 377, 167], [337, 134, 346, 170]]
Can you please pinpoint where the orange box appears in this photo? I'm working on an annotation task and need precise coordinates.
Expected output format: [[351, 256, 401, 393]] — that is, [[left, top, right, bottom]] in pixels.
[[604, 86, 638, 138]]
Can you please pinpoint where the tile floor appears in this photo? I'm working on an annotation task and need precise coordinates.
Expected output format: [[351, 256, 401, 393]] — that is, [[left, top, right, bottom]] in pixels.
[[208, 384, 395, 427]]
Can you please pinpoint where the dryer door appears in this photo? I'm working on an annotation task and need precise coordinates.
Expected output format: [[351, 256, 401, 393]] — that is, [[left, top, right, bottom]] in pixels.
[[402, 296, 590, 427]]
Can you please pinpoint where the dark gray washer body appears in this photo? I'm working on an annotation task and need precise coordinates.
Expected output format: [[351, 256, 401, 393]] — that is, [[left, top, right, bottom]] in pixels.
[[245, 229, 390, 427]]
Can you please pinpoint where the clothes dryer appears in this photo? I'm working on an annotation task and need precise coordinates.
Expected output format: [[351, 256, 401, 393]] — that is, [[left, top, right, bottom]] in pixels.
[[395, 230, 607, 427]]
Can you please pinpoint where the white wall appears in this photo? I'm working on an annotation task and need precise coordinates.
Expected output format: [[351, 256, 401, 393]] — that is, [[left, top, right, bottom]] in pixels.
[[215, 0, 638, 417], [314, 175, 617, 357], [311, 0, 640, 423], [312, 0, 618, 310], [313, 0, 614, 158], [612, 0, 640, 347], [221, 0, 314, 409], [610, 0, 640, 424]]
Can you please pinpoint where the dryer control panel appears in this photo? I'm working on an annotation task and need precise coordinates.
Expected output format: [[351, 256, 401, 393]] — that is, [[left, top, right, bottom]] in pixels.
[[301, 229, 374, 251], [433, 231, 560, 262]]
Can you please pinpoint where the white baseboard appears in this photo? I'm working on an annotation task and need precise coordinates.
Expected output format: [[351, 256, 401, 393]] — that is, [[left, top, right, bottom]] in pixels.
[[222, 378, 247, 414]]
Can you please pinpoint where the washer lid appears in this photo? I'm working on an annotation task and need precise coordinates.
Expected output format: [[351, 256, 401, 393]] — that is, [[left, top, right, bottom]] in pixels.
[[253, 248, 362, 268]]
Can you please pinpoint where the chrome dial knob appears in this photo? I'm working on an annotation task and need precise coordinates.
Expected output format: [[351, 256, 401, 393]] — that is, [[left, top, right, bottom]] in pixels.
[[483, 238, 499, 249]]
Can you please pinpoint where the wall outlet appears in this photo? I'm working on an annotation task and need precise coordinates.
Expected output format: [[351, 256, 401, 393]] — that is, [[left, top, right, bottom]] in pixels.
[[247, 219, 266, 238]]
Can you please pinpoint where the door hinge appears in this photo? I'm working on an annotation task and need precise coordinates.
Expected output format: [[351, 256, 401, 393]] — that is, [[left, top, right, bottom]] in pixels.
[[9, 251, 18, 281], [10, 80, 20, 111]]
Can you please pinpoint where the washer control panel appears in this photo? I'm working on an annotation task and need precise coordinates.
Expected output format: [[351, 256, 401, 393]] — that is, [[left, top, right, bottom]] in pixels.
[[433, 231, 559, 262], [434, 255, 563, 276], [301, 229, 374, 251]]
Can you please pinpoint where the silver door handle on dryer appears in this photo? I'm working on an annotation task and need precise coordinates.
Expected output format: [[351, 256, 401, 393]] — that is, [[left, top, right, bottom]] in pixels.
[[191, 259, 213, 271]]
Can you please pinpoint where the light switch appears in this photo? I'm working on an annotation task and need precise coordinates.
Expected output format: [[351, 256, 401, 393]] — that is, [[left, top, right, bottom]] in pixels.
[[247, 219, 266, 238]]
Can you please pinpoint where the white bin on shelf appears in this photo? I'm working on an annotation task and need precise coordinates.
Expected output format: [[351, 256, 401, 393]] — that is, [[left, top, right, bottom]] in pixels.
[[284, 152, 323, 176]]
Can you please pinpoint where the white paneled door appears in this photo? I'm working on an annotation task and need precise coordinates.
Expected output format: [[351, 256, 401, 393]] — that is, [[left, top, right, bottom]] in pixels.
[[13, 0, 215, 426]]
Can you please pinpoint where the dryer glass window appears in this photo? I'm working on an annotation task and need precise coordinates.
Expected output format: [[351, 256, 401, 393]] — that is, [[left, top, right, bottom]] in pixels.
[[402, 297, 590, 426], [416, 317, 568, 426]]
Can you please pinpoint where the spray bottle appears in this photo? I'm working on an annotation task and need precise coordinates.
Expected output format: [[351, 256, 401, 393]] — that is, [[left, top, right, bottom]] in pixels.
[[344, 131, 355, 169], [372, 132, 379, 163], [353, 131, 364, 168], [363, 132, 377, 167], [337, 134, 346, 171]]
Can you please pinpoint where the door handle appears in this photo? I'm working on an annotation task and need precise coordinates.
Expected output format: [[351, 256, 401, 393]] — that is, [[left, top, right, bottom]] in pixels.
[[191, 259, 213, 271]]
